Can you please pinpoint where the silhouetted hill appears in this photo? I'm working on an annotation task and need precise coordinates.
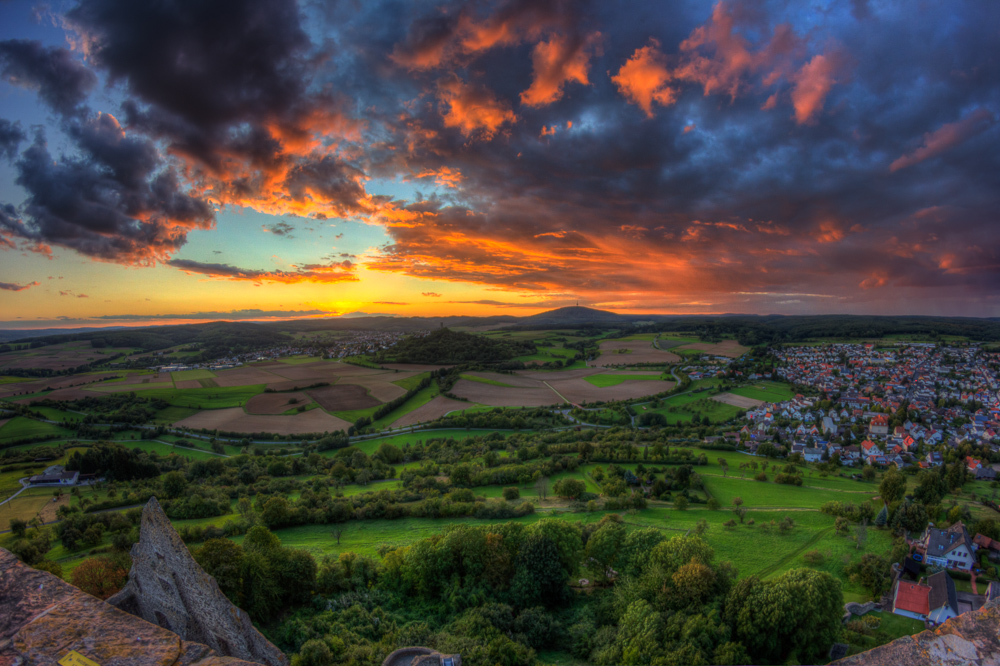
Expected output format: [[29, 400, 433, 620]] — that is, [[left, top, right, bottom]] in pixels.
[[520, 306, 630, 326]]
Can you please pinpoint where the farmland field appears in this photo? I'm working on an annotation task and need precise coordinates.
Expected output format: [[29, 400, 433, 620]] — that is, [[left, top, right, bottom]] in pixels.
[[584, 372, 664, 387], [170, 368, 217, 381], [730, 381, 797, 402], [0, 417, 74, 443]]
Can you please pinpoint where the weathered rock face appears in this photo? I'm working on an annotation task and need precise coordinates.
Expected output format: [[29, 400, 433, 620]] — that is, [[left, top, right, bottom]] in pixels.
[[107, 497, 288, 666], [0, 547, 261, 666], [832, 599, 1000, 665]]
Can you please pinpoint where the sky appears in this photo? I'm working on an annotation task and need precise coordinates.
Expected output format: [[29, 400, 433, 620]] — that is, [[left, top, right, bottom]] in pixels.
[[0, 0, 998, 329]]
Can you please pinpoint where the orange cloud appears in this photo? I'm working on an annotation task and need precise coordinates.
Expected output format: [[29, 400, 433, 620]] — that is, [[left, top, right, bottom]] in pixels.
[[790, 53, 839, 124], [520, 32, 601, 107], [411, 166, 464, 188], [890, 108, 996, 172], [611, 40, 677, 118], [859, 272, 889, 289], [437, 76, 517, 139]]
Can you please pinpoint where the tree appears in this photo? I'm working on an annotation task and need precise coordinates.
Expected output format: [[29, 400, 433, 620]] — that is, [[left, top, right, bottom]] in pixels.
[[726, 569, 843, 665], [879, 468, 907, 504], [71, 555, 130, 600], [585, 521, 626, 583], [846, 553, 893, 597], [615, 600, 662, 666], [502, 487, 520, 501], [731, 496, 747, 524], [835, 516, 850, 536], [9, 518, 27, 538], [855, 518, 868, 550], [297, 639, 332, 666], [195, 539, 245, 603], [673, 495, 689, 511], [875, 503, 889, 528], [534, 476, 549, 500], [161, 470, 188, 499], [553, 478, 586, 499]]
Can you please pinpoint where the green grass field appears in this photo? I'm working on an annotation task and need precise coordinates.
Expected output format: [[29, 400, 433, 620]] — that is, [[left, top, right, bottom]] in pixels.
[[701, 474, 878, 509], [170, 368, 217, 381], [115, 440, 222, 460], [129, 385, 265, 409], [370, 383, 442, 430], [391, 372, 430, 391], [31, 407, 85, 423], [585, 373, 665, 387], [0, 417, 75, 444], [153, 406, 200, 424], [459, 373, 515, 387], [730, 381, 796, 402]]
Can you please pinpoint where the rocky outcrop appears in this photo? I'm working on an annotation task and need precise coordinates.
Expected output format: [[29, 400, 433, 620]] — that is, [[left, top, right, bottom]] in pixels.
[[107, 497, 287, 666], [0, 547, 261, 666], [832, 599, 1000, 665]]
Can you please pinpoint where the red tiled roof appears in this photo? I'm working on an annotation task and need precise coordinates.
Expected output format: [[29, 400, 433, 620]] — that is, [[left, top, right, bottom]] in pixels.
[[894, 581, 931, 616]]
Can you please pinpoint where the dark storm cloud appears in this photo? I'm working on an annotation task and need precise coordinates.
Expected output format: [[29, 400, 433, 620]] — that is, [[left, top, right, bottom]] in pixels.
[[1, 0, 999, 313], [0, 39, 96, 116], [5, 119, 214, 264], [166, 258, 357, 284], [0, 118, 25, 161], [64, 0, 371, 219]]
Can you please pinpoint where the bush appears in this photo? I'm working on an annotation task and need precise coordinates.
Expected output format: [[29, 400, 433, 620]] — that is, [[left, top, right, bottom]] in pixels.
[[755, 472, 768, 482], [503, 487, 521, 501]]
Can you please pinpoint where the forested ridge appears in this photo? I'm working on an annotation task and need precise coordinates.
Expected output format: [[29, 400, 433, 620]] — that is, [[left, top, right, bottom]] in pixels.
[[381, 328, 536, 364]]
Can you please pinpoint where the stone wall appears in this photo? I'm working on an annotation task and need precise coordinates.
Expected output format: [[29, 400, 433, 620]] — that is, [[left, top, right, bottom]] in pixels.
[[0, 547, 263, 666], [107, 497, 287, 666], [832, 599, 1000, 665]]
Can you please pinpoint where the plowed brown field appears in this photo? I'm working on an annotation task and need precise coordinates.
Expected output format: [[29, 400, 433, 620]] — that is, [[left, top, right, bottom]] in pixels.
[[451, 379, 564, 407], [549, 378, 675, 404], [245, 392, 315, 414], [307, 385, 380, 411], [595, 340, 680, 366], [712, 393, 763, 408], [173, 408, 351, 435]]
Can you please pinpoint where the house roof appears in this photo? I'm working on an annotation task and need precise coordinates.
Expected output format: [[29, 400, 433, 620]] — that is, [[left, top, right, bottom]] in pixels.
[[894, 581, 931, 616], [926, 522, 975, 558], [927, 571, 958, 613]]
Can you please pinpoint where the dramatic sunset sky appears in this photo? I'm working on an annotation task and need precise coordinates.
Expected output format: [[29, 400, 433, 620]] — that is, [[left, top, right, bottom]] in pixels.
[[0, 0, 998, 328]]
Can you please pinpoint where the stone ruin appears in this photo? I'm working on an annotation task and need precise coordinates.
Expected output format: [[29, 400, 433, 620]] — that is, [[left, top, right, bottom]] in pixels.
[[381, 647, 461, 666], [0, 546, 263, 666], [832, 597, 1000, 665], [107, 497, 287, 666]]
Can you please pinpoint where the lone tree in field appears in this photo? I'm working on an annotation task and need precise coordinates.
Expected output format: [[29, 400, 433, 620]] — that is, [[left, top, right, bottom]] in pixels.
[[732, 496, 747, 524], [534, 476, 549, 500]]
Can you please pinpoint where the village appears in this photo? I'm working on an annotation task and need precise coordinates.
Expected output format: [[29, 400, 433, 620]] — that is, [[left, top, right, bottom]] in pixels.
[[724, 341, 1000, 629]]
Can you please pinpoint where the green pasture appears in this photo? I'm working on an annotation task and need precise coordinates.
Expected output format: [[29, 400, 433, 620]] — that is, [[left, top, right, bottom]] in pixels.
[[701, 474, 878, 509], [585, 373, 664, 387], [129, 385, 265, 409], [370, 383, 441, 430], [392, 372, 430, 391], [0, 417, 74, 444], [730, 381, 796, 402], [30, 407, 84, 423]]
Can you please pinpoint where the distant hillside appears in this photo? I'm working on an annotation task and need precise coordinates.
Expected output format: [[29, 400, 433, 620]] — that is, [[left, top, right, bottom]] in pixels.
[[519, 306, 630, 327], [381, 328, 536, 364]]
